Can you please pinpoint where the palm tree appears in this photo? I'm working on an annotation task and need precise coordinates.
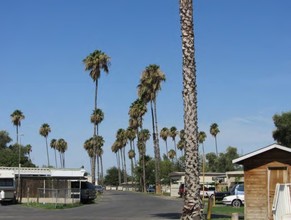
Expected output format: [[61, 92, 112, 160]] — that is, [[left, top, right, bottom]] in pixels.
[[83, 49, 110, 184], [116, 129, 128, 183], [138, 128, 150, 192], [168, 149, 176, 163], [96, 136, 104, 184], [160, 127, 169, 158], [128, 99, 147, 164], [210, 123, 220, 156], [57, 138, 67, 168], [178, 129, 186, 156], [128, 149, 136, 186], [10, 110, 25, 144], [198, 131, 207, 200], [25, 144, 32, 159], [169, 126, 178, 160], [50, 139, 58, 168], [10, 109, 25, 202], [126, 127, 137, 168], [179, 0, 202, 219], [90, 108, 104, 136], [84, 138, 94, 172], [91, 109, 105, 184], [138, 64, 165, 194], [39, 123, 51, 167], [177, 139, 185, 156], [111, 141, 122, 185]]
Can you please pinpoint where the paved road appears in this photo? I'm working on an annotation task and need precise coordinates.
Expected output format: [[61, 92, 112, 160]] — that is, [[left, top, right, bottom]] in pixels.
[[0, 191, 183, 220]]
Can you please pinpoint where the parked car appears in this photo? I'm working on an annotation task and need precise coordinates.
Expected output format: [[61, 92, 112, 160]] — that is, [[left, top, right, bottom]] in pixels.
[[147, 185, 155, 193], [71, 181, 96, 203], [200, 186, 215, 198], [215, 184, 244, 201], [95, 185, 104, 194], [80, 181, 97, 203], [222, 194, 245, 207]]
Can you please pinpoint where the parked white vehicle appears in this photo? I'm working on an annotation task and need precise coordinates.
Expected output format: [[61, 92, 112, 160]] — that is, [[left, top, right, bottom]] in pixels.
[[0, 170, 16, 204], [222, 194, 244, 207]]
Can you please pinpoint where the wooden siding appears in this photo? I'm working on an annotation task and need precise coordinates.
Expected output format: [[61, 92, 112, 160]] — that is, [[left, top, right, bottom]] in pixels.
[[242, 149, 291, 220]]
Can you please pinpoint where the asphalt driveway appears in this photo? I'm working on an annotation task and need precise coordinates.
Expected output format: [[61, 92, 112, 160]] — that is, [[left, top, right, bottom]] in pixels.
[[0, 191, 183, 220]]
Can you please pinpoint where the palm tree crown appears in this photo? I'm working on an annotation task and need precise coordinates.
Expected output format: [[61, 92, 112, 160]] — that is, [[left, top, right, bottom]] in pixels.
[[39, 123, 51, 167], [83, 50, 111, 81], [210, 123, 220, 156], [10, 109, 25, 144]]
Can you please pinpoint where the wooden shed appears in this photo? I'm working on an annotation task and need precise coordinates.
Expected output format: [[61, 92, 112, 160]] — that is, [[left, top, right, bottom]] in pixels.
[[233, 144, 291, 220]]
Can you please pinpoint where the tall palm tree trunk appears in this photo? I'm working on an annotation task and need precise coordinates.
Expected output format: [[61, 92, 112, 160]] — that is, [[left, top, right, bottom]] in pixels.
[[92, 79, 99, 184], [123, 147, 127, 183], [16, 126, 19, 144], [63, 152, 65, 168], [142, 152, 146, 193], [100, 155, 104, 184], [59, 152, 62, 168], [180, 0, 202, 219], [120, 148, 124, 184], [45, 137, 50, 167], [153, 99, 161, 194], [96, 155, 100, 185], [54, 149, 58, 168], [132, 139, 137, 166], [215, 136, 218, 156], [117, 151, 121, 186], [165, 140, 169, 158]]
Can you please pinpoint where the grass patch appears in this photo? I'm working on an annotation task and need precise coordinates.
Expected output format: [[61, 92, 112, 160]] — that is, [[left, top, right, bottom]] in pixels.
[[24, 202, 82, 209], [203, 203, 244, 220]]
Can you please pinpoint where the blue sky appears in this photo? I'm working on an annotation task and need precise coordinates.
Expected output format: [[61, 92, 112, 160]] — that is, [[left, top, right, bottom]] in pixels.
[[0, 0, 290, 174]]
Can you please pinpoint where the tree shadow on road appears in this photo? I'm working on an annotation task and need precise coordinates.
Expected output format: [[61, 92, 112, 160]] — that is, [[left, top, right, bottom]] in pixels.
[[151, 213, 180, 219]]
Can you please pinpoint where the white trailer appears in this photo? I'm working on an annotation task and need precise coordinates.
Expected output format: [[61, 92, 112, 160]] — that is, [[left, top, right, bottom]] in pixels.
[[0, 170, 16, 204]]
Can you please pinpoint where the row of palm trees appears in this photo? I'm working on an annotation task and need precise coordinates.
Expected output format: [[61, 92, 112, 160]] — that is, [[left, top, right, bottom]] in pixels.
[[38, 123, 68, 168], [10, 110, 68, 168]]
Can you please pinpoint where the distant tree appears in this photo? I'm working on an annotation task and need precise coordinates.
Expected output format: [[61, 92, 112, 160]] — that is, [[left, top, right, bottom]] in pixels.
[[177, 129, 186, 156], [84, 137, 94, 173], [126, 127, 137, 166], [160, 127, 169, 157], [137, 128, 151, 192], [111, 141, 122, 185], [216, 146, 240, 172], [0, 130, 12, 148], [50, 139, 58, 168], [0, 144, 35, 167], [10, 109, 25, 144], [39, 123, 51, 167], [116, 128, 128, 184], [198, 131, 207, 189], [57, 138, 67, 168], [96, 135, 105, 183], [206, 147, 240, 172], [104, 167, 121, 186], [210, 123, 220, 156], [25, 144, 32, 159], [273, 111, 291, 148], [169, 126, 178, 160], [205, 152, 218, 172], [168, 149, 176, 163]]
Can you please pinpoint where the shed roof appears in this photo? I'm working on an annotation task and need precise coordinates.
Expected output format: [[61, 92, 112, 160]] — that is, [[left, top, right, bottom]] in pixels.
[[233, 143, 291, 164]]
